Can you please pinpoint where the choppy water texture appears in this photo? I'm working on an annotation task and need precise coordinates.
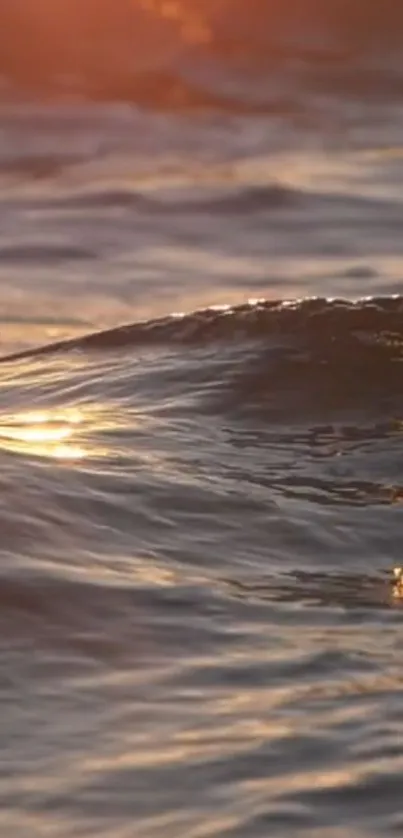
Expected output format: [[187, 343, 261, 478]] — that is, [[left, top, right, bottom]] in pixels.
[[2, 4, 403, 837]]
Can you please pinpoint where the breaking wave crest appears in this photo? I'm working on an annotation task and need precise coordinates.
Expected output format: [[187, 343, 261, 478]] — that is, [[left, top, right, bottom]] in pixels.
[[2, 296, 403, 359]]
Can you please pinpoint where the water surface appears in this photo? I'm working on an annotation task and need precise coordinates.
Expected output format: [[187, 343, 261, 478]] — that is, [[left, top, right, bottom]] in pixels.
[[2, 5, 403, 836]]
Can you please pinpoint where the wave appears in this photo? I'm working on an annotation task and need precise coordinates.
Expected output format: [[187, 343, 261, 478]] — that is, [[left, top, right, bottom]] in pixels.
[[2, 297, 403, 417], [1, 296, 402, 359]]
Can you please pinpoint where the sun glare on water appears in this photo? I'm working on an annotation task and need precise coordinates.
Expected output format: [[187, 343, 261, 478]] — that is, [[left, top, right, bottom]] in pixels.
[[0, 409, 86, 461]]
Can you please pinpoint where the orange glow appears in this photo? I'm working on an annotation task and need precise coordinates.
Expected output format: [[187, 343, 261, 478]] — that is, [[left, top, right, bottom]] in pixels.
[[136, 0, 211, 42]]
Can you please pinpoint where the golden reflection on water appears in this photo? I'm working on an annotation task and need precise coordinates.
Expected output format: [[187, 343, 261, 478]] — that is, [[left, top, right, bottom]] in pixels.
[[0, 408, 86, 461]]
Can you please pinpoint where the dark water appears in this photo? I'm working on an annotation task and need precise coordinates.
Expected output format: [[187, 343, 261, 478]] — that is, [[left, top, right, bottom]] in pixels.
[[2, 4, 403, 837]]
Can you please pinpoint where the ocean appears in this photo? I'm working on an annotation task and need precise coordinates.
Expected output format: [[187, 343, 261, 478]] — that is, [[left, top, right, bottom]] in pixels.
[[2, 3, 403, 836]]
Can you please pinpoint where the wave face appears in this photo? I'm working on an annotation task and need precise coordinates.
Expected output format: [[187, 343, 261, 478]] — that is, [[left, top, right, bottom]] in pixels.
[[2, 0, 403, 104], [2, 298, 403, 470], [3, 296, 403, 411], [2, 295, 403, 583]]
